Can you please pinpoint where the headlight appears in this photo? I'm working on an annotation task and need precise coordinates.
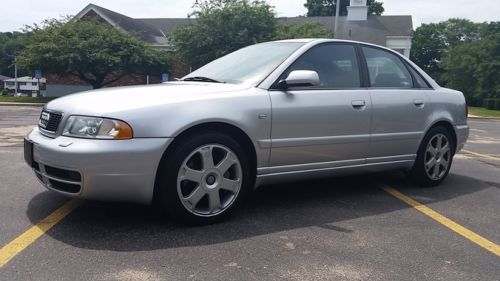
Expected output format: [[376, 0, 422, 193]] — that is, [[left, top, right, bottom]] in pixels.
[[62, 116, 133, 140]]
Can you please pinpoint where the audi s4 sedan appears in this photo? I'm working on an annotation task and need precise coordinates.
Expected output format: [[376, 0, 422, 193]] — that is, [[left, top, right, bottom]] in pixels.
[[25, 39, 469, 224]]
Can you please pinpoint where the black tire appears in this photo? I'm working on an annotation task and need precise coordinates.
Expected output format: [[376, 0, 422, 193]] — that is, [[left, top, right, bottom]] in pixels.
[[410, 126, 455, 187], [155, 131, 252, 225]]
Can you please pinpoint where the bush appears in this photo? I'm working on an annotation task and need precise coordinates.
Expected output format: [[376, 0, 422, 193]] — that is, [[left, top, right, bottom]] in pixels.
[[483, 98, 500, 110]]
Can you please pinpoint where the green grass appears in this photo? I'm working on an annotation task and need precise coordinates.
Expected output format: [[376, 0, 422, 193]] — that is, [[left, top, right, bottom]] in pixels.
[[468, 106, 500, 118], [0, 96, 56, 103]]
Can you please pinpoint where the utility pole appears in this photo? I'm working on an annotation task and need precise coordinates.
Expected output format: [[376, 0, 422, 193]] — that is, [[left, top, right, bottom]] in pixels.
[[14, 56, 18, 96], [334, 0, 341, 38]]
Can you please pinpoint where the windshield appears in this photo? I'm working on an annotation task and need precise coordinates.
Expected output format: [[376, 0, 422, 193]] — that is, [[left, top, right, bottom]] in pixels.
[[182, 42, 305, 85]]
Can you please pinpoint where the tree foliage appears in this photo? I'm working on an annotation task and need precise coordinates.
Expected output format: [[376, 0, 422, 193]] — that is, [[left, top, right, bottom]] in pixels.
[[18, 18, 170, 89], [275, 22, 334, 40], [0, 32, 27, 77], [170, 0, 277, 69], [304, 0, 384, 17], [170, 0, 334, 69], [410, 19, 482, 79], [440, 22, 500, 104]]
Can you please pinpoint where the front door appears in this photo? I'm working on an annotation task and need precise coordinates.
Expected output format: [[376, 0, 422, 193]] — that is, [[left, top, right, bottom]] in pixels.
[[268, 43, 371, 171]]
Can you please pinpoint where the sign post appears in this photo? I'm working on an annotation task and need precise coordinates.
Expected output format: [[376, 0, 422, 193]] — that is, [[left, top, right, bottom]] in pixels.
[[34, 69, 42, 97], [161, 73, 169, 82]]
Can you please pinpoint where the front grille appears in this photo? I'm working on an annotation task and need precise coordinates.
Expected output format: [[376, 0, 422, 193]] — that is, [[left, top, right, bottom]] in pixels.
[[39, 111, 63, 133], [45, 165, 82, 182], [48, 179, 81, 193], [32, 162, 82, 194]]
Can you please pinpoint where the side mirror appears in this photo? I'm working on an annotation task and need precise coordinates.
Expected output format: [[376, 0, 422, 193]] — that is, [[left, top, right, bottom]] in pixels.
[[278, 70, 320, 89]]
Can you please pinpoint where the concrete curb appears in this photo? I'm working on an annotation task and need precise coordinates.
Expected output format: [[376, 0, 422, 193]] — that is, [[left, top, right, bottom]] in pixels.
[[0, 102, 45, 107], [468, 116, 500, 120]]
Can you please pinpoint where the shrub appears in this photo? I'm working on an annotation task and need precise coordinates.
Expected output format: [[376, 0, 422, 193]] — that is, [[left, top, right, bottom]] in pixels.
[[483, 98, 500, 110]]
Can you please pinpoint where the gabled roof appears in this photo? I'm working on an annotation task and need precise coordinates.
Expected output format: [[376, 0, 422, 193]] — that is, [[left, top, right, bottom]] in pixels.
[[74, 4, 413, 47], [75, 4, 167, 45], [0, 75, 12, 81]]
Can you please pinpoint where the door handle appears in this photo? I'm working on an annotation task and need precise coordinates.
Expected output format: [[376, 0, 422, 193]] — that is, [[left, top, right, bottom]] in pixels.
[[351, 100, 366, 110], [413, 99, 425, 108]]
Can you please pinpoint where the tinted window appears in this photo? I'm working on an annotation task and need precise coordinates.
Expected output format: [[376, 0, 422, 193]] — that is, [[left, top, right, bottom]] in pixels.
[[362, 46, 413, 88], [287, 44, 361, 89], [408, 66, 431, 89]]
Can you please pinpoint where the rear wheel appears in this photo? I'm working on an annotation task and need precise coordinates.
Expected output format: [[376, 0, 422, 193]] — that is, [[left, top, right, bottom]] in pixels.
[[410, 126, 454, 187], [156, 131, 251, 225]]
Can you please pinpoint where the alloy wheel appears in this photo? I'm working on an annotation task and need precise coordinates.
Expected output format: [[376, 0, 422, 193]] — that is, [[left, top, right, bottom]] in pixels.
[[424, 133, 451, 180], [176, 144, 242, 217]]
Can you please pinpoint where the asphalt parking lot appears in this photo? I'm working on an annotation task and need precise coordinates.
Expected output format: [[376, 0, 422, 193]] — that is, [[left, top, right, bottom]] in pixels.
[[0, 105, 499, 281]]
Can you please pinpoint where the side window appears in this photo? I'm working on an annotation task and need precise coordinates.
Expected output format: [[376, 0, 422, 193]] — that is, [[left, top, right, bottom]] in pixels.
[[286, 44, 361, 89], [362, 46, 413, 88], [408, 66, 431, 89]]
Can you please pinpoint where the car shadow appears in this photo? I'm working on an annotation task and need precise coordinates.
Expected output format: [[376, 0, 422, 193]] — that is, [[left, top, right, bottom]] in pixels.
[[26, 171, 490, 252]]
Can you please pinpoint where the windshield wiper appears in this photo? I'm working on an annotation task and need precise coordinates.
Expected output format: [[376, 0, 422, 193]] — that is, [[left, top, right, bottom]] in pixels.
[[183, 76, 224, 83]]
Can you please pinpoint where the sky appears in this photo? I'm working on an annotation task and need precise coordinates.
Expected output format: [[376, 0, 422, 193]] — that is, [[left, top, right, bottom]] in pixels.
[[1, 0, 499, 32]]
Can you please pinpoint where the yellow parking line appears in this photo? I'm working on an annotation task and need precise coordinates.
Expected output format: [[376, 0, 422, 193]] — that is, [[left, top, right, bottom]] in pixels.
[[461, 150, 500, 161], [382, 186, 500, 257], [0, 199, 82, 268]]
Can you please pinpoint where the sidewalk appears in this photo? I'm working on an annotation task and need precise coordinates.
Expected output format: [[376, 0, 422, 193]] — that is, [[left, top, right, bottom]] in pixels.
[[0, 102, 44, 107]]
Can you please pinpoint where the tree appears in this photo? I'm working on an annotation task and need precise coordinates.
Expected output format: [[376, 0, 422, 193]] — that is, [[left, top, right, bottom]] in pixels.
[[410, 19, 482, 81], [18, 18, 170, 89], [440, 22, 500, 105], [275, 22, 334, 40], [304, 0, 384, 17], [170, 0, 277, 69], [0, 32, 26, 77]]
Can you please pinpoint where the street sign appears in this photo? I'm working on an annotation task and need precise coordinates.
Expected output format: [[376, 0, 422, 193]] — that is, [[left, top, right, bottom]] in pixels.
[[34, 70, 42, 80], [161, 73, 169, 82]]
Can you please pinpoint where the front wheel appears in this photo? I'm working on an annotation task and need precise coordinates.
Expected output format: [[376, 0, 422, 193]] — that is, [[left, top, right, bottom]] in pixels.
[[156, 131, 252, 225], [410, 126, 454, 187]]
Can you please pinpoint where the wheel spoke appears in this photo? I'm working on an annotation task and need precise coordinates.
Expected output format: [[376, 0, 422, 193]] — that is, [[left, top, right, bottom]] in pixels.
[[427, 145, 437, 157], [432, 163, 440, 178], [436, 135, 443, 150], [441, 143, 450, 155], [180, 166, 203, 183], [441, 156, 449, 167], [217, 152, 237, 174], [200, 146, 214, 170], [185, 186, 206, 207], [425, 158, 436, 170], [220, 178, 240, 193], [208, 192, 222, 213]]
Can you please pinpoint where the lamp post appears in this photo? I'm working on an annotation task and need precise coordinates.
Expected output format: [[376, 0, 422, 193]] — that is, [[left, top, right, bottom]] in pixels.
[[334, 0, 340, 38], [14, 56, 18, 96]]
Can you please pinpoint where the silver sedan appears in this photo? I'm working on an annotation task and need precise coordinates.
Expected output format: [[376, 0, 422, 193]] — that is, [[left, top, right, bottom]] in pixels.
[[25, 39, 469, 224]]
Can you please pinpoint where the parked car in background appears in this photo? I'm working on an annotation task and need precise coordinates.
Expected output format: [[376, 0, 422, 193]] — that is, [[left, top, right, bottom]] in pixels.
[[25, 39, 469, 224]]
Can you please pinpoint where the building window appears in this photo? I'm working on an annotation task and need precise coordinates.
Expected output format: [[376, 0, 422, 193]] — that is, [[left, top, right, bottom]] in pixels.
[[32, 82, 38, 86], [19, 82, 27, 86]]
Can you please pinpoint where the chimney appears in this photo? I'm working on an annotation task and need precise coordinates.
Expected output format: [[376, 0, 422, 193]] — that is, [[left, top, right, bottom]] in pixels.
[[347, 0, 368, 21]]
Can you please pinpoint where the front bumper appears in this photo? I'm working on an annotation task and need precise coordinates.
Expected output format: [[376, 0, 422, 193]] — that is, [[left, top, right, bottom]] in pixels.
[[26, 127, 172, 204]]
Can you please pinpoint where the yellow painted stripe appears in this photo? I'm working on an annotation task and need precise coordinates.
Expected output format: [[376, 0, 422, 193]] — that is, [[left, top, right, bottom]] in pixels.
[[0, 199, 82, 268], [382, 186, 500, 257], [461, 150, 500, 161]]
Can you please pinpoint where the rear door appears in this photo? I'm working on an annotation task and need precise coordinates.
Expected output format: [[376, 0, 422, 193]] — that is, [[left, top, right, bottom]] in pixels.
[[361, 46, 432, 163]]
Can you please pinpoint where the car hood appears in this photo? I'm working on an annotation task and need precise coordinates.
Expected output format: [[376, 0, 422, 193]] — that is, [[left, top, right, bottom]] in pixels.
[[46, 82, 251, 116]]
